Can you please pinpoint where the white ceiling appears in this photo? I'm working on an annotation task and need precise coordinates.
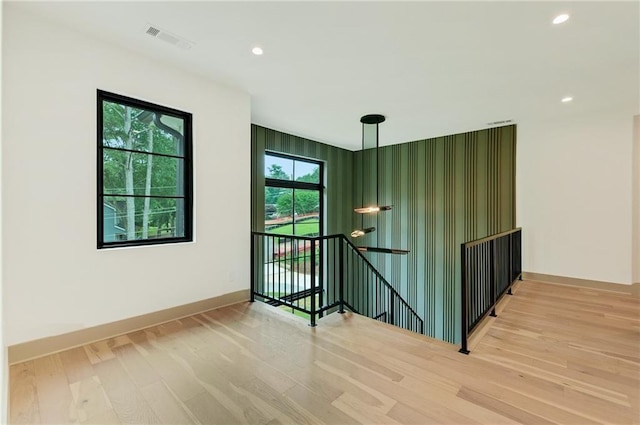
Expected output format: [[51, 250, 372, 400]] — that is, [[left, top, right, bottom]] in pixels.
[[12, 1, 640, 150]]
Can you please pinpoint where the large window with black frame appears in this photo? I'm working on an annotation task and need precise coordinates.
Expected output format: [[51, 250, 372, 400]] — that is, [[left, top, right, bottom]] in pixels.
[[264, 153, 323, 237], [97, 90, 193, 248], [263, 153, 324, 316]]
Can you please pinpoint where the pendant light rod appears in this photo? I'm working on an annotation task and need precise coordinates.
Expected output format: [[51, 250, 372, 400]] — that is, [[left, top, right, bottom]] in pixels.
[[358, 114, 387, 211], [353, 114, 391, 214], [360, 119, 365, 229]]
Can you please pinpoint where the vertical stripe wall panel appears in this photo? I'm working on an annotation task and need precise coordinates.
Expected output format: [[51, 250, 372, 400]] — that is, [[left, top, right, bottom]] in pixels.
[[251, 124, 516, 343], [351, 125, 516, 343]]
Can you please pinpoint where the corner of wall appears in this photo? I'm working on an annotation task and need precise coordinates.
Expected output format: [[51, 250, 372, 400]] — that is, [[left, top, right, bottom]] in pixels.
[[633, 115, 640, 284], [1, 1, 7, 422]]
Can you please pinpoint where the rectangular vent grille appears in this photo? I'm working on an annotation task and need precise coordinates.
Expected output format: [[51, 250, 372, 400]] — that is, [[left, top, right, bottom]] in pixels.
[[146, 26, 160, 37], [144, 24, 193, 50]]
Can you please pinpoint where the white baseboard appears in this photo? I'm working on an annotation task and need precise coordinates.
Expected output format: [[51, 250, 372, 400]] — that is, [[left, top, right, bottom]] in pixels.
[[8, 289, 249, 364], [522, 272, 639, 295]]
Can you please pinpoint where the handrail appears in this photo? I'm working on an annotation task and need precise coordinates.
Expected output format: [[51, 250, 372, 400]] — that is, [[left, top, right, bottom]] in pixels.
[[250, 231, 424, 334], [459, 228, 522, 354], [251, 231, 347, 242], [341, 236, 423, 325], [463, 227, 522, 248], [251, 231, 415, 314]]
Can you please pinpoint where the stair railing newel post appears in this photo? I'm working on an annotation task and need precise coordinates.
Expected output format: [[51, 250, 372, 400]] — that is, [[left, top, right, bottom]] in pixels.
[[490, 238, 497, 318], [310, 240, 317, 327], [318, 238, 324, 319], [459, 243, 470, 354], [339, 237, 345, 313], [508, 232, 514, 295], [389, 292, 395, 325], [516, 229, 523, 283], [250, 233, 255, 302]]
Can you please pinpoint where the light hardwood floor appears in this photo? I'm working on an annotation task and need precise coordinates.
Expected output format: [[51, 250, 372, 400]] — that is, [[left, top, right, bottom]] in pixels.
[[9, 280, 640, 424]]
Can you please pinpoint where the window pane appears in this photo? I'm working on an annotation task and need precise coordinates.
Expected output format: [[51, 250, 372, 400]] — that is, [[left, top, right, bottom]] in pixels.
[[98, 90, 192, 248], [294, 160, 320, 184], [265, 188, 293, 234], [293, 189, 320, 236], [102, 101, 184, 157], [265, 154, 293, 181], [102, 149, 183, 197], [103, 196, 185, 241]]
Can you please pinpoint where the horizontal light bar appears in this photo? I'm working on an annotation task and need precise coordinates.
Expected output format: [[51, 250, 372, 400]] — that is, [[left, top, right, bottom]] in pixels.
[[356, 246, 410, 255], [350, 227, 376, 238], [353, 205, 392, 214]]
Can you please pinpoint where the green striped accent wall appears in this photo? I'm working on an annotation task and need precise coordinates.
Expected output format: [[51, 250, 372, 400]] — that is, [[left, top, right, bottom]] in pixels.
[[251, 125, 354, 236], [251, 124, 516, 344], [353, 125, 516, 343]]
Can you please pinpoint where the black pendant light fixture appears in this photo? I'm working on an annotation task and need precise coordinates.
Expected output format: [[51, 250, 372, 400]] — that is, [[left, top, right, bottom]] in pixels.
[[351, 114, 409, 255], [357, 247, 410, 255], [353, 114, 392, 215], [350, 227, 376, 238]]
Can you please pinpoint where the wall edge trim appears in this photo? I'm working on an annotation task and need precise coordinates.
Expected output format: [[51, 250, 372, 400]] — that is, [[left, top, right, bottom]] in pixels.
[[8, 289, 249, 364], [523, 272, 639, 295]]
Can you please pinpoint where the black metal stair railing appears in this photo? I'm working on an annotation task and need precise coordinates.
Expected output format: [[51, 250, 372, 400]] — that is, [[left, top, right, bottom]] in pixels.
[[459, 228, 522, 354], [250, 231, 423, 334]]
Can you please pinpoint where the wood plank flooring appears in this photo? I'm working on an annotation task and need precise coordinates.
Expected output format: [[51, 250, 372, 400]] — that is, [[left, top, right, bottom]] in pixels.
[[9, 280, 640, 424]]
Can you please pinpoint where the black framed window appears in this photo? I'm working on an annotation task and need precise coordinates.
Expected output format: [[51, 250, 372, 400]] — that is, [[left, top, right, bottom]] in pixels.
[[264, 152, 323, 237], [97, 90, 193, 248]]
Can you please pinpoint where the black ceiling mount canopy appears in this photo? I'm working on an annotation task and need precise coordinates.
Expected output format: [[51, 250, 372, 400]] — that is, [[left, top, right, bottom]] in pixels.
[[360, 114, 386, 125], [351, 113, 410, 255]]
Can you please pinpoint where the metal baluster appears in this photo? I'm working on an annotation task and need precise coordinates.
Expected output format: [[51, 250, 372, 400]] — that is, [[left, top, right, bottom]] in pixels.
[[460, 244, 470, 354], [339, 238, 345, 313], [319, 239, 324, 318], [390, 292, 395, 325], [272, 235, 275, 300], [290, 237, 295, 311], [310, 239, 316, 327], [490, 239, 497, 317], [250, 234, 255, 302]]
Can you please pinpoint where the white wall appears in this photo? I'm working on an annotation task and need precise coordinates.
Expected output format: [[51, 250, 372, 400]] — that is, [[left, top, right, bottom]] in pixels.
[[633, 115, 639, 284], [518, 109, 635, 285], [2, 6, 251, 346], [0, 1, 6, 422]]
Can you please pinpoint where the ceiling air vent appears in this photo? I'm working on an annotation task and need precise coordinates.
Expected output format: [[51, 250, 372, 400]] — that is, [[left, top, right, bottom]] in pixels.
[[146, 26, 160, 37], [144, 24, 193, 50]]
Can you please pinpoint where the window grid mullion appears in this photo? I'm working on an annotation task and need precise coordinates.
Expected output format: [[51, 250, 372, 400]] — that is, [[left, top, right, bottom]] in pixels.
[[100, 194, 186, 199], [100, 145, 187, 161]]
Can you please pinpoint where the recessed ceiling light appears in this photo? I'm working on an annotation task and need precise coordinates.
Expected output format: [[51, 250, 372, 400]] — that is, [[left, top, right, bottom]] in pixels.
[[252, 46, 263, 56], [553, 14, 570, 25], [561, 96, 573, 103]]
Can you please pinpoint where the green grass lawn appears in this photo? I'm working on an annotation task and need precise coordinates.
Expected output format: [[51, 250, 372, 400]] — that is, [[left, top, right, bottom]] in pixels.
[[268, 221, 319, 236]]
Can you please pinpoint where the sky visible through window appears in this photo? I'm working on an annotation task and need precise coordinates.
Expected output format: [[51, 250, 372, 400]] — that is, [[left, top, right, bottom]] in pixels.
[[264, 154, 319, 183]]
